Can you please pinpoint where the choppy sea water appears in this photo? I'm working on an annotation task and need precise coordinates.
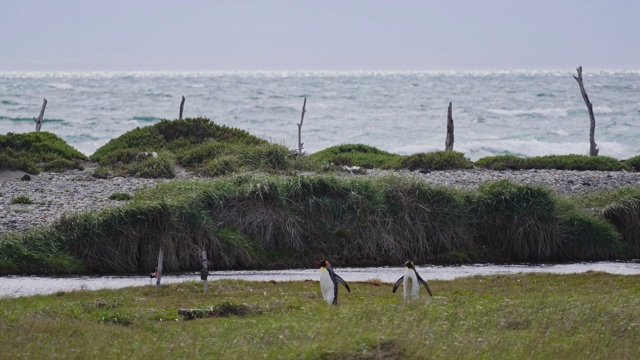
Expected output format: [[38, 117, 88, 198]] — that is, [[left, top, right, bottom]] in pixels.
[[2, 262, 639, 298], [1, 70, 639, 160]]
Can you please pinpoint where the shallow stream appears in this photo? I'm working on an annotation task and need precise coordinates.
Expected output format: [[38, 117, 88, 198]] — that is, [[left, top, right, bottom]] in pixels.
[[2, 261, 639, 298]]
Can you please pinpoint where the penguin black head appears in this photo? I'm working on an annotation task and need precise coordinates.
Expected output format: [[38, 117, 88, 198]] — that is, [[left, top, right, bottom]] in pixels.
[[404, 260, 414, 268], [317, 260, 329, 268]]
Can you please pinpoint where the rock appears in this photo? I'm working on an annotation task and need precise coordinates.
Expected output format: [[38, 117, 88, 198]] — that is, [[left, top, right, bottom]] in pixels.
[[21, 174, 31, 181]]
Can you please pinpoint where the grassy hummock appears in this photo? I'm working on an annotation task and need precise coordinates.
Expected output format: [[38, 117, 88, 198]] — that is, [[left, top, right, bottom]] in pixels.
[[0, 132, 87, 174], [89, 117, 311, 178], [1, 273, 638, 359]]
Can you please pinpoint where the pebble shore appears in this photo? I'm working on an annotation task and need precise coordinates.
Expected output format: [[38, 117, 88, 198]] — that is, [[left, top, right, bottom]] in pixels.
[[2, 164, 640, 237]]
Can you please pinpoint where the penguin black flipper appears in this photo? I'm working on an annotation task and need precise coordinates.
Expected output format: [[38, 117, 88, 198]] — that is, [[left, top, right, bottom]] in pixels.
[[334, 274, 351, 292], [392, 276, 404, 293], [416, 272, 433, 296]]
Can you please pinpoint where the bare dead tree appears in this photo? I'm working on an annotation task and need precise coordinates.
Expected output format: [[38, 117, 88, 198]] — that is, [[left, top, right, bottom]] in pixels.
[[445, 102, 454, 151], [33, 98, 47, 132], [179, 96, 185, 120], [573, 66, 599, 156], [297, 97, 307, 155]]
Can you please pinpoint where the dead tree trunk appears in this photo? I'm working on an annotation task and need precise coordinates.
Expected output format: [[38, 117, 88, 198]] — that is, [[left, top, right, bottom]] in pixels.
[[445, 102, 454, 151], [297, 97, 307, 155], [573, 66, 599, 156], [179, 96, 185, 120], [33, 98, 47, 132]]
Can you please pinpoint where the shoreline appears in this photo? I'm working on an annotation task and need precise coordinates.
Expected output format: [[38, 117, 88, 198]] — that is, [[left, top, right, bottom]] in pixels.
[[2, 164, 640, 237]]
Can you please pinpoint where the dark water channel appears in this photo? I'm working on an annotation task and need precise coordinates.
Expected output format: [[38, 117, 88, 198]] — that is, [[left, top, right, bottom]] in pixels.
[[2, 261, 639, 298]]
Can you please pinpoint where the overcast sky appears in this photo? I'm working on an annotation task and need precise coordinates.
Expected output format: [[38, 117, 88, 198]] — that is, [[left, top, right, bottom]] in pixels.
[[1, 0, 638, 71]]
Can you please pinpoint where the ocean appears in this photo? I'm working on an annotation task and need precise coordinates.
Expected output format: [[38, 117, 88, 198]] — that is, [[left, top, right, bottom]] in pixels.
[[1, 70, 639, 161]]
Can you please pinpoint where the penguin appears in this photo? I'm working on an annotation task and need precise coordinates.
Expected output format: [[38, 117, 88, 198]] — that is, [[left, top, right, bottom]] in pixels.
[[392, 260, 432, 300], [317, 260, 350, 305]]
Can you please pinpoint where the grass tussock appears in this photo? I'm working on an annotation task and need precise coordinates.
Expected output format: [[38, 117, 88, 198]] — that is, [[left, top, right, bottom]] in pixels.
[[0, 273, 638, 359], [1, 175, 635, 275], [10, 195, 32, 205], [108, 192, 132, 201], [0, 132, 87, 174]]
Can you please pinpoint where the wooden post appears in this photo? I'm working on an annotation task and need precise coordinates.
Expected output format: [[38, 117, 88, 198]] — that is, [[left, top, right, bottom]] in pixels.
[[179, 96, 185, 120], [573, 66, 599, 156], [445, 102, 454, 151], [201, 250, 208, 293], [33, 98, 47, 132], [297, 97, 307, 155], [156, 247, 164, 288]]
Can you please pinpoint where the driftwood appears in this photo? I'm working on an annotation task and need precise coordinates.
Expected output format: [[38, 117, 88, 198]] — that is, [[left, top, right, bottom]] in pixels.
[[297, 97, 307, 155], [573, 66, 599, 156], [445, 102, 454, 151], [156, 248, 164, 288], [33, 98, 47, 132], [179, 96, 185, 120]]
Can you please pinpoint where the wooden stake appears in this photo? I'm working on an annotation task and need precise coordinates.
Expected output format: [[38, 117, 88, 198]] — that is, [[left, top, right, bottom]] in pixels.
[[297, 97, 307, 155], [445, 102, 454, 151], [156, 248, 164, 288], [33, 98, 47, 132], [179, 96, 185, 120], [573, 66, 599, 156], [201, 250, 208, 293]]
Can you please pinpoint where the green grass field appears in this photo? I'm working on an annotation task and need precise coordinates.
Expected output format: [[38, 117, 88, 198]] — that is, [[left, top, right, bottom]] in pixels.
[[1, 272, 638, 359]]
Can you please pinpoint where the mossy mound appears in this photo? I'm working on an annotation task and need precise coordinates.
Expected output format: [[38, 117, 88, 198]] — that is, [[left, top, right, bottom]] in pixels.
[[308, 144, 402, 169], [90, 117, 304, 178], [0, 132, 87, 174], [623, 155, 640, 172], [475, 154, 628, 171], [393, 151, 474, 171]]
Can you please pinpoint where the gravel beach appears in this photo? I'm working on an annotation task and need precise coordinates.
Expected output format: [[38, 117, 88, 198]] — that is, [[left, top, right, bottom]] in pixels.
[[2, 164, 640, 237]]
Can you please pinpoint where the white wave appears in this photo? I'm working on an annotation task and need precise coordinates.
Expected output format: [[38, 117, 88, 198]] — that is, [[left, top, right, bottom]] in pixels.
[[593, 106, 614, 113], [487, 108, 569, 117], [552, 128, 569, 136], [46, 82, 73, 90], [458, 139, 629, 161]]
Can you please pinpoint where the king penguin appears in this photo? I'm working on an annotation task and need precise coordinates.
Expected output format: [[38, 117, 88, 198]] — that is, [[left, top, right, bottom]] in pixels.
[[317, 260, 351, 305], [392, 260, 433, 300]]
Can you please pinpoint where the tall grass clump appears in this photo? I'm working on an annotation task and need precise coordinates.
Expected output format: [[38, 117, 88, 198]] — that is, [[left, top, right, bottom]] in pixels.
[[601, 195, 640, 254], [1, 175, 637, 275], [467, 180, 563, 260], [308, 144, 402, 169], [393, 151, 473, 171], [466, 180, 623, 261], [0, 229, 85, 275], [0, 132, 86, 174]]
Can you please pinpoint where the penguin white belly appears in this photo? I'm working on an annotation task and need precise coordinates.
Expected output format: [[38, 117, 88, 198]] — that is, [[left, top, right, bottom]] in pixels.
[[320, 268, 335, 304], [404, 268, 420, 300]]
